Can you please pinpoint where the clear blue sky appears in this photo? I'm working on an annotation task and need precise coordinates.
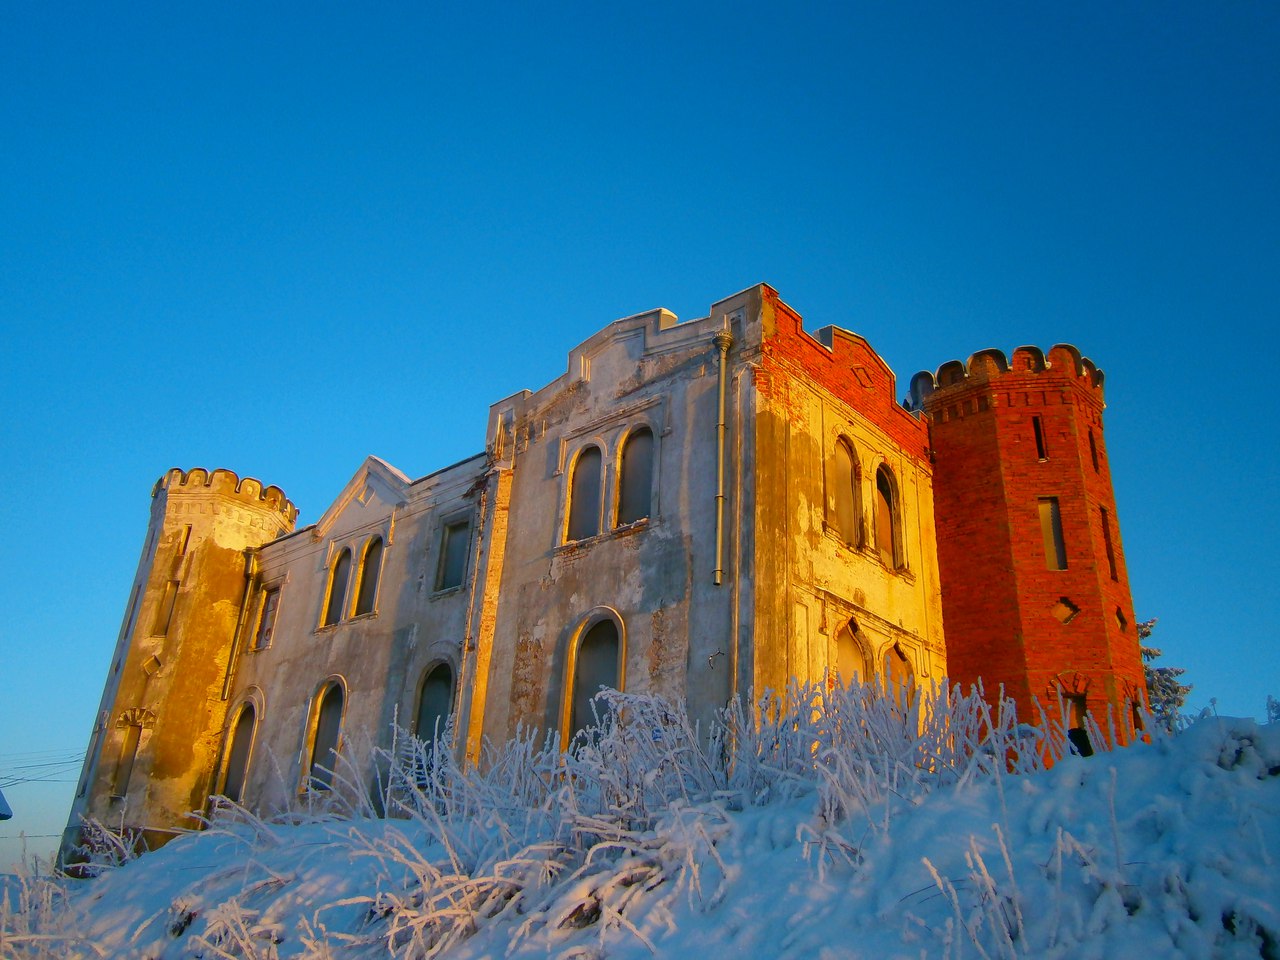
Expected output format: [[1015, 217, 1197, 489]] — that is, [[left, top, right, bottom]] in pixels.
[[3, 2, 1277, 870]]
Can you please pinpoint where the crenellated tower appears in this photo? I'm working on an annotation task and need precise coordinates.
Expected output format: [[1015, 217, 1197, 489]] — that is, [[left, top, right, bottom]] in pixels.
[[909, 346, 1145, 747], [62, 468, 296, 860]]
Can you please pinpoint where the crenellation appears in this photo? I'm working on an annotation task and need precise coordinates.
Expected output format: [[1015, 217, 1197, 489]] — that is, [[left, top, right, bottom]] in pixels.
[[153, 466, 298, 524]]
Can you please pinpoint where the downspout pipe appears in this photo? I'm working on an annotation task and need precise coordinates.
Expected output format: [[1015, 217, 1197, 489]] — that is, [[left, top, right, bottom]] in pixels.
[[221, 549, 258, 701], [713, 323, 735, 585]]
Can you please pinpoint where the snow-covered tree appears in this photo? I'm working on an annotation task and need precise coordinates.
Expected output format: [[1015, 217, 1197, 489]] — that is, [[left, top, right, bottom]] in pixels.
[[1139, 619, 1192, 731]]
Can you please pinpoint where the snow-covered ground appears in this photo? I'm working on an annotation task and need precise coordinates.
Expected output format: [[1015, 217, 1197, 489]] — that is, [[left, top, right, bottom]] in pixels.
[[3, 685, 1278, 959]]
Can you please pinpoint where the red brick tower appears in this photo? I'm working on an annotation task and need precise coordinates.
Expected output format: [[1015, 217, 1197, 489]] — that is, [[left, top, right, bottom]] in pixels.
[[909, 345, 1145, 745]]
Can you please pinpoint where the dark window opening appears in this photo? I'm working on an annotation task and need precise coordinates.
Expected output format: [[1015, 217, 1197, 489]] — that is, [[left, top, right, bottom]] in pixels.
[[1038, 497, 1068, 570], [309, 684, 344, 791], [253, 587, 280, 650], [1100, 507, 1118, 580], [875, 466, 901, 568], [354, 537, 383, 616], [616, 428, 654, 526], [1088, 429, 1100, 472], [829, 440, 859, 547], [436, 519, 471, 591], [1033, 416, 1048, 460], [221, 704, 256, 804], [566, 446, 603, 542], [1065, 694, 1093, 756], [179, 524, 193, 555], [323, 550, 351, 626], [569, 619, 620, 741], [415, 663, 454, 748]]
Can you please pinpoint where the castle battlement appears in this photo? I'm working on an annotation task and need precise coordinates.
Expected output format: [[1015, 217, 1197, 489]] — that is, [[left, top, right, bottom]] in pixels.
[[908, 344, 1106, 411], [152, 467, 298, 524]]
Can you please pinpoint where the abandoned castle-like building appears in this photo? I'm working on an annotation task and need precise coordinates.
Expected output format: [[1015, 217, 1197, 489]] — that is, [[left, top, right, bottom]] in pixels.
[[64, 284, 1146, 853]]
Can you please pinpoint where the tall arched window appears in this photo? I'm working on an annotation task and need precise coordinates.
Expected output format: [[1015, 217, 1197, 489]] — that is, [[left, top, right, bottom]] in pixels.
[[308, 682, 344, 791], [834, 621, 869, 685], [353, 537, 384, 616], [323, 549, 352, 626], [567, 618, 621, 741], [616, 427, 654, 526], [220, 702, 256, 804], [566, 445, 603, 542], [875, 466, 901, 568], [828, 439, 859, 546], [415, 663, 454, 748]]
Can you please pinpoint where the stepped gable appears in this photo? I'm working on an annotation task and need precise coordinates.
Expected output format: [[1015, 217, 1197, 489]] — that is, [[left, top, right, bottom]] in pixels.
[[151, 466, 298, 524], [907, 344, 1106, 412]]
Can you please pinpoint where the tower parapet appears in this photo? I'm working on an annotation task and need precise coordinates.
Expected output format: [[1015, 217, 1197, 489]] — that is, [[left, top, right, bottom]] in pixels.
[[907, 344, 1105, 412], [915, 346, 1143, 750], [152, 467, 298, 525], [62, 468, 295, 863]]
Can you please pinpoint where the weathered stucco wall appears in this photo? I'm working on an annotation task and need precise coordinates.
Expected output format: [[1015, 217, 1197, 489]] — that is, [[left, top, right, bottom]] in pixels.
[[226, 455, 486, 811], [751, 289, 947, 698], [63, 469, 295, 856]]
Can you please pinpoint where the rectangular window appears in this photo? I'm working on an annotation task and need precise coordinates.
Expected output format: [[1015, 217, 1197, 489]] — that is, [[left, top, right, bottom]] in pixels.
[[1032, 416, 1048, 460], [179, 524, 193, 555], [436, 519, 471, 591], [1088, 429, 1100, 472], [1100, 507, 1118, 580], [1038, 498, 1068, 570], [254, 586, 281, 649], [152, 580, 180, 636]]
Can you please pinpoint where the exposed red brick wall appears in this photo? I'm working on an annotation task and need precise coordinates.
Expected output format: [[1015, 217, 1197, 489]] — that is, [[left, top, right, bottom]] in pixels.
[[923, 350, 1145, 739], [757, 288, 931, 465]]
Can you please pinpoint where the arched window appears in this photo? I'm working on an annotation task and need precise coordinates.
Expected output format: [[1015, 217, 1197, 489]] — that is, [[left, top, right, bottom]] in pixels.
[[353, 537, 383, 616], [323, 549, 352, 626], [308, 682, 345, 791], [875, 466, 901, 568], [834, 620, 869, 685], [220, 702, 256, 804], [112, 723, 142, 799], [884, 644, 913, 694], [567, 617, 621, 741], [616, 427, 654, 526], [566, 445, 603, 542], [828, 439, 859, 546], [415, 663, 454, 748]]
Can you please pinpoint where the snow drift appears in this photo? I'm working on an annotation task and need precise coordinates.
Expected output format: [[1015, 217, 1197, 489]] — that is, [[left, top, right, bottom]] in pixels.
[[3, 682, 1278, 959]]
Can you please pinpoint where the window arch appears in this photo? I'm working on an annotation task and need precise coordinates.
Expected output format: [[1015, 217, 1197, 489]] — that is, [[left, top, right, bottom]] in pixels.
[[616, 427, 654, 526], [323, 549, 352, 626], [834, 620, 869, 685], [307, 680, 345, 791], [566, 445, 603, 541], [874, 465, 902, 568], [564, 612, 624, 743], [353, 537, 384, 616], [219, 701, 257, 804], [827, 438, 860, 547], [414, 662, 455, 749]]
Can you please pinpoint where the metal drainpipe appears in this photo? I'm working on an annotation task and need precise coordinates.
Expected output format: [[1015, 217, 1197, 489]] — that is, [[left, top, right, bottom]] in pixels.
[[713, 323, 734, 585], [221, 549, 258, 701]]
